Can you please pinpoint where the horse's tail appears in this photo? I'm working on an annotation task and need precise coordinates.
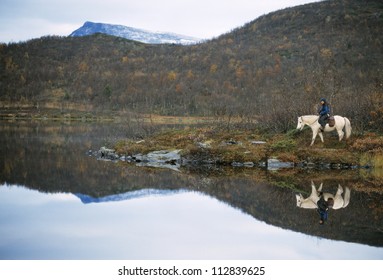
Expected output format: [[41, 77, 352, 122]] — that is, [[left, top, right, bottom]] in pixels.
[[342, 187, 351, 208], [344, 117, 352, 139]]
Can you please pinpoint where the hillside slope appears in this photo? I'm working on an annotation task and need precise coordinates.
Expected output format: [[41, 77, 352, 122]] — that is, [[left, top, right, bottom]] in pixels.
[[1, 0, 382, 131]]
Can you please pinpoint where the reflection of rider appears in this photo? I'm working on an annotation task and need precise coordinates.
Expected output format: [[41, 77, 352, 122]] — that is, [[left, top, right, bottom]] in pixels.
[[318, 98, 330, 131], [317, 193, 334, 225]]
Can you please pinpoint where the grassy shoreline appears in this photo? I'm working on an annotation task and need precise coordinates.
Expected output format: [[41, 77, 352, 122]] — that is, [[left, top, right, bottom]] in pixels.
[[114, 126, 383, 170], [1, 110, 381, 169]]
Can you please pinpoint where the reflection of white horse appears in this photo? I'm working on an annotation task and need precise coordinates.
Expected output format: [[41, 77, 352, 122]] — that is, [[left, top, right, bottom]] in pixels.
[[296, 115, 352, 146], [296, 181, 350, 210]]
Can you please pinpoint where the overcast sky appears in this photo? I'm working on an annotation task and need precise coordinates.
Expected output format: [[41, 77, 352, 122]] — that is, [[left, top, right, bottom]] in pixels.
[[0, 0, 321, 43]]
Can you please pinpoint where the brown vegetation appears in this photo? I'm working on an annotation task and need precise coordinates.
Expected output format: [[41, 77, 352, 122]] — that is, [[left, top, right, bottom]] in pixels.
[[114, 125, 383, 170], [1, 0, 382, 132]]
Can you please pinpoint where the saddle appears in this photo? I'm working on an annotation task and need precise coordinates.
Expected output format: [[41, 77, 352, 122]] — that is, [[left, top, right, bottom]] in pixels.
[[328, 116, 335, 127]]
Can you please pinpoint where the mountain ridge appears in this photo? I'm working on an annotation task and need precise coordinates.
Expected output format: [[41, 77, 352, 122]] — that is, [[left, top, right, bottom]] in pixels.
[[69, 21, 201, 45]]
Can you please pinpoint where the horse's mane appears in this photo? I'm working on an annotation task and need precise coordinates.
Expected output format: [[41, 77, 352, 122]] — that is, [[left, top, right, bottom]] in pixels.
[[301, 115, 319, 120]]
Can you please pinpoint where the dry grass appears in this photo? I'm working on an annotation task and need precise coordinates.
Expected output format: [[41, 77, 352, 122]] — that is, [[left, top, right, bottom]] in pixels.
[[141, 114, 214, 125], [350, 133, 383, 152], [111, 116, 383, 171], [114, 126, 376, 166]]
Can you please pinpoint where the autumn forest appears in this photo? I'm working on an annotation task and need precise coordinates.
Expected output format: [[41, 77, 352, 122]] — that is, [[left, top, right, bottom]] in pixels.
[[1, 0, 382, 132]]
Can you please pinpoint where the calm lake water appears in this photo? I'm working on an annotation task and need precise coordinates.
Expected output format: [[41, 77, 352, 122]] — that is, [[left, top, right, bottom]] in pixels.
[[0, 120, 382, 260]]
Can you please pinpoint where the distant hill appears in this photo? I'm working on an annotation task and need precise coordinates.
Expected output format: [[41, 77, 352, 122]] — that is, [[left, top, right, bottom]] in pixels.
[[1, 0, 382, 132], [69, 21, 201, 45]]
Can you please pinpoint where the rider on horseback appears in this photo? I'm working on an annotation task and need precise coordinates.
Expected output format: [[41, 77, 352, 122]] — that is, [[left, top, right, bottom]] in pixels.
[[318, 98, 330, 131], [317, 192, 334, 225]]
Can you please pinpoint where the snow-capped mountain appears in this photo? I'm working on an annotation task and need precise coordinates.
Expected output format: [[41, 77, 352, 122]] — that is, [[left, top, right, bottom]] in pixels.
[[69, 21, 201, 45]]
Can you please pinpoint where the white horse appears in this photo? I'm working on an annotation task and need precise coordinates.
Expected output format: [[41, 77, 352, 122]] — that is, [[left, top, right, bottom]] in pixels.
[[296, 115, 352, 146], [296, 181, 350, 210]]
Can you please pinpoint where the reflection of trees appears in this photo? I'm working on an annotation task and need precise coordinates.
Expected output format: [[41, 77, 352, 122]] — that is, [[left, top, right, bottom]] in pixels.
[[1, 122, 382, 247]]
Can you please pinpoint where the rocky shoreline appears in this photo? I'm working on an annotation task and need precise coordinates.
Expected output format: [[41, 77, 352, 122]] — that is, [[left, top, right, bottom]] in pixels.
[[88, 127, 383, 172], [90, 145, 363, 172]]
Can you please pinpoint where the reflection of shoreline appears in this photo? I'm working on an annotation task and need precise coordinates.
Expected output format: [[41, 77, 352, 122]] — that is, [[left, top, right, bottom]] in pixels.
[[75, 189, 188, 204], [2, 177, 383, 248], [1, 121, 383, 248]]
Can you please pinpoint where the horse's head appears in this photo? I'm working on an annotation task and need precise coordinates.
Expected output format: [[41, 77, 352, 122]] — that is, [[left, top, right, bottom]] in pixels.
[[295, 193, 304, 207], [296, 116, 305, 130]]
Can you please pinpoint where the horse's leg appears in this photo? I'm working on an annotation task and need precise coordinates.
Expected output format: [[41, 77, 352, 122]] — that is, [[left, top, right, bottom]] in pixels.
[[319, 131, 324, 142], [336, 121, 346, 141], [317, 183, 323, 192], [310, 129, 318, 146], [310, 183, 317, 197], [309, 183, 320, 204]]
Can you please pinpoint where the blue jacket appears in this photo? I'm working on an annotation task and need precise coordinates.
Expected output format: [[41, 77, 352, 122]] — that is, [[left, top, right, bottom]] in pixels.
[[319, 104, 330, 116]]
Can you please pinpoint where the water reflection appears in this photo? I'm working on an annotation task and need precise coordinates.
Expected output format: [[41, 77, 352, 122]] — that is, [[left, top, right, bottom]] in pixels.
[[75, 188, 187, 204], [1, 184, 382, 260], [1, 121, 383, 259], [296, 182, 350, 210], [296, 181, 351, 224]]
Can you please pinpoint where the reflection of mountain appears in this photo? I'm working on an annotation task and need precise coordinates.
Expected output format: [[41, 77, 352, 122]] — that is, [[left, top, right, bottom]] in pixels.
[[1, 122, 383, 248], [75, 189, 187, 204]]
